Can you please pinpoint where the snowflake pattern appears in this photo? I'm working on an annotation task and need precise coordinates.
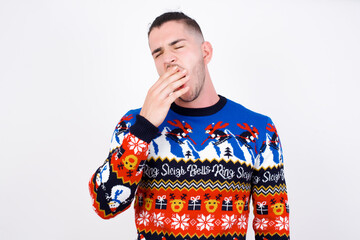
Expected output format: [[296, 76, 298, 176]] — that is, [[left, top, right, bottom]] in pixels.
[[171, 214, 190, 230], [190, 219, 197, 226], [137, 210, 150, 226], [165, 218, 171, 225], [254, 217, 269, 230], [197, 214, 215, 231], [215, 219, 222, 226], [153, 212, 165, 227], [127, 135, 147, 155], [221, 214, 237, 230], [237, 214, 247, 229], [275, 216, 289, 231]]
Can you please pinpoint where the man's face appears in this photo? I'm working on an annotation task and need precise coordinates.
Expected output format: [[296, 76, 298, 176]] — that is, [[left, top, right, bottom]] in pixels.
[[148, 20, 207, 102]]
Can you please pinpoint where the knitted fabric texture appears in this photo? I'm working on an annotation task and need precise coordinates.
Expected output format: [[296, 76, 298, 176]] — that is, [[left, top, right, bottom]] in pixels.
[[89, 96, 290, 240]]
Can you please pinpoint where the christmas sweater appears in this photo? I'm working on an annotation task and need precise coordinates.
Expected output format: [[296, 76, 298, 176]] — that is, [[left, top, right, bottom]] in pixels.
[[89, 96, 290, 240]]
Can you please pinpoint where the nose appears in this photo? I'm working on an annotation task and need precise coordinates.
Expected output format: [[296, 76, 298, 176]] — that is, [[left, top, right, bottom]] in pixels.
[[163, 51, 177, 70]]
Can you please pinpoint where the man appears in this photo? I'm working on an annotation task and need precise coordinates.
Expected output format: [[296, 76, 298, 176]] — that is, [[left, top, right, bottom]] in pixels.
[[89, 12, 290, 240]]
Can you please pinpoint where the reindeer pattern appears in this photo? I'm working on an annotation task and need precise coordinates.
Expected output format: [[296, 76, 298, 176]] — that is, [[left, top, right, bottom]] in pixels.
[[148, 115, 282, 167], [90, 98, 289, 240]]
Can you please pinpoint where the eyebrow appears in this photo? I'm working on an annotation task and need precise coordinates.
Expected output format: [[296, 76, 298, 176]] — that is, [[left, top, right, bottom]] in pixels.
[[151, 39, 187, 56]]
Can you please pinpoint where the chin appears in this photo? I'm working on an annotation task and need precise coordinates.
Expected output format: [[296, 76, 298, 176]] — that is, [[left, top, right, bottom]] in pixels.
[[179, 91, 198, 103]]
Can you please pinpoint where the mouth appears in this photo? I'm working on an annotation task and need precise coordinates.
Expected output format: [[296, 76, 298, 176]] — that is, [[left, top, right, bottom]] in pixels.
[[175, 77, 189, 92], [177, 83, 186, 91]]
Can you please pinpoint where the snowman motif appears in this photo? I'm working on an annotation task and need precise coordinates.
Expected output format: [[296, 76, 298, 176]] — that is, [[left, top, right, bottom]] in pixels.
[[107, 185, 131, 212]]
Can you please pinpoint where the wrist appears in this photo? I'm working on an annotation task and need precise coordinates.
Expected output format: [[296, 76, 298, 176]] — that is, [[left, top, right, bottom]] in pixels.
[[129, 114, 159, 143]]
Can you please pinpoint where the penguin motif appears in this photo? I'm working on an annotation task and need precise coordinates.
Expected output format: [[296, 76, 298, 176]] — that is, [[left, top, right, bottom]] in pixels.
[[266, 123, 279, 150], [236, 123, 259, 149], [115, 114, 133, 135], [202, 121, 231, 146], [166, 120, 196, 145]]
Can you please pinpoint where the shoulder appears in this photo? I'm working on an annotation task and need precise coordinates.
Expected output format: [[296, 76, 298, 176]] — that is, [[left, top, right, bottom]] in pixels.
[[223, 97, 271, 124], [114, 108, 142, 126], [124, 108, 141, 117]]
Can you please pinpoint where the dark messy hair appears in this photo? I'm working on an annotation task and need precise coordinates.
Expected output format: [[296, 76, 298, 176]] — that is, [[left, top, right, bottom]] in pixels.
[[148, 12, 203, 39]]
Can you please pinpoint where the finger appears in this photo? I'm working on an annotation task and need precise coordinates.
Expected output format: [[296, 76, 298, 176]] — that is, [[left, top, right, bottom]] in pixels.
[[158, 74, 189, 100], [167, 86, 190, 103], [157, 68, 187, 92], [163, 75, 190, 96], [151, 66, 180, 90], [151, 71, 187, 97]]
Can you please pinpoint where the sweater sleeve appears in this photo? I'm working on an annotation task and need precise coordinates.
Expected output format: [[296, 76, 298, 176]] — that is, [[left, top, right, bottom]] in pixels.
[[251, 117, 290, 239], [89, 112, 158, 219]]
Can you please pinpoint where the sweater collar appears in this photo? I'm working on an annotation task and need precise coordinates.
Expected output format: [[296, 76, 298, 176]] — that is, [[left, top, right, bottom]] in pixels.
[[170, 95, 227, 116]]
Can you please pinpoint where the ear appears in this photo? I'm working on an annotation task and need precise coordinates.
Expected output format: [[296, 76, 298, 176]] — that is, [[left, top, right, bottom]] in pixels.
[[201, 41, 213, 64]]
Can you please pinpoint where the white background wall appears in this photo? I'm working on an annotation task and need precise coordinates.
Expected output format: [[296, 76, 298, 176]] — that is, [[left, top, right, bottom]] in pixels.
[[1, 0, 359, 239]]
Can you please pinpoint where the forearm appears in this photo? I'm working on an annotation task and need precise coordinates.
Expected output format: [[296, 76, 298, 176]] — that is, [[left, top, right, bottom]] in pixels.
[[89, 114, 158, 219], [252, 165, 290, 239], [251, 117, 290, 239]]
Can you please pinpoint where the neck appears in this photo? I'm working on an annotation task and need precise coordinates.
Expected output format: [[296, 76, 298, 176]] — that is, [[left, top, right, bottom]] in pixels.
[[174, 71, 219, 108]]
